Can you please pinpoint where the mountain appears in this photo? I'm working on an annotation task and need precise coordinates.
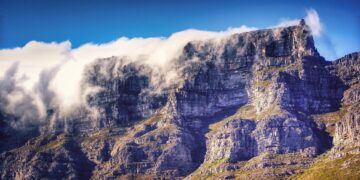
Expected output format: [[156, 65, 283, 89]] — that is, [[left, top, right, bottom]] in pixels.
[[0, 20, 359, 179]]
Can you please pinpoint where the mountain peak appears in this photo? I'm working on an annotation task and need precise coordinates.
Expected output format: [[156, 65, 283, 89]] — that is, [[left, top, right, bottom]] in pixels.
[[300, 18, 306, 26]]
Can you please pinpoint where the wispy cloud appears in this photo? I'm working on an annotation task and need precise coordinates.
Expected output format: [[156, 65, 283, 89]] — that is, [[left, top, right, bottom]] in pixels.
[[273, 8, 323, 37], [305, 9, 323, 37]]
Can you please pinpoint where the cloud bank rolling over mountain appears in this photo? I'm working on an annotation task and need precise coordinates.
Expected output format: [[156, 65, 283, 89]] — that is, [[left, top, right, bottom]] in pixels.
[[0, 9, 329, 129]]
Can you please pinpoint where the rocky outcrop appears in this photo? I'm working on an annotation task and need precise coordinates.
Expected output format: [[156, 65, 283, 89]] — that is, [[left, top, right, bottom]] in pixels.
[[205, 119, 257, 162], [324, 53, 360, 151], [0, 134, 95, 180], [331, 52, 360, 86], [85, 112, 199, 178], [202, 114, 326, 172], [333, 83, 360, 149]]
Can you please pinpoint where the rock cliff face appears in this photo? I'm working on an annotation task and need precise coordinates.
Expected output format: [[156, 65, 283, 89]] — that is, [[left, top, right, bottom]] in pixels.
[[0, 21, 359, 179], [84, 58, 168, 127], [204, 115, 321, 164], [332, 53, 360, 149]]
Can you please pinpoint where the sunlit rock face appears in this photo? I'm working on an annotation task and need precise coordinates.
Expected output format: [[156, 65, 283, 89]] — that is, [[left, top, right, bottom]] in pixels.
[[0, 21, 359, 180], [331, 53, 360, 150], [204, 115, 321, 164]]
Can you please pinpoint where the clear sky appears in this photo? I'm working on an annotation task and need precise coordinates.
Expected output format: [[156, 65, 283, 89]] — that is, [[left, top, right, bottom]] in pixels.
[[0, 0, 359, 60]]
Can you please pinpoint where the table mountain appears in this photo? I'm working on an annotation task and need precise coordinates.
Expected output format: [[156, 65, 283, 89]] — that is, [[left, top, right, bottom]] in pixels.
[[1, 20, 359, 179]]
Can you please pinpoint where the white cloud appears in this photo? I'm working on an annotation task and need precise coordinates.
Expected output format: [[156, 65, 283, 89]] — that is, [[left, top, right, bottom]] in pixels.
[[305, 9, 323, 37], [274, 18, 299, 28], [272, 8, 323, 37], [0, 26, 256, 117], [0, 41, 71, 90]]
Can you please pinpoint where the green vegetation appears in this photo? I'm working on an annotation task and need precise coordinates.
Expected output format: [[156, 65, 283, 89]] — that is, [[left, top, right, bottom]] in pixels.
[[254, 80, 271, 87], [313, 106, 348, 124], [130, 114, 164, 133], [209, 104, 282, 133], [312, 105, 348, 136], [38, 140, 63, 151], [291, 150, 360, 180], [255, 105, 282, 120], [208, 104, 256, 133], [203, 158, 229, 169], [233, 152, 312, 179], [269, 65, 293, 73], [139, 114, 164, 126], [32, 134, 67, 152], [192, 152, 315, 180], [80, 127, 113, 143], [113, 113, 177, 152], [188, 158, 230, 180], [202, 171, 234, 180]]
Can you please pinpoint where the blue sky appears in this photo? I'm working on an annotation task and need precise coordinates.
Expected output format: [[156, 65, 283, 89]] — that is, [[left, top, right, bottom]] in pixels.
[[0, 0, 359, 60]]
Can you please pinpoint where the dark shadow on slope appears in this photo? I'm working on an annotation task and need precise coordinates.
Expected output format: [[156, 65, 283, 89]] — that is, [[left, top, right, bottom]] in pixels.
[[64, 136, 96, 180], [294, 111, 333, 154], [0, 111, 40, 154], [184, 105, 242, 172], [313, 125, 333, 154]]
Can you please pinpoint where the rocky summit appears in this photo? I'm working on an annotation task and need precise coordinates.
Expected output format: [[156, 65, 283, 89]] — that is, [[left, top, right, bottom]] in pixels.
[[0, 21, 359, 180]]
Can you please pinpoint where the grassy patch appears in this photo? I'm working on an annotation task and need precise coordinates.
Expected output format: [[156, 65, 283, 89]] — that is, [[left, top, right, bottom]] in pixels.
[[254, 80, 271, 87], [203, 158, 229, 169], [233, 153, 313, 179], [209, 104, 282, 134], [291, 152, 360, 180], [189, 158, 230, 180], [208, 104, 256, 132], [80, 127, 113, 143], [312, 106, 348, 136], [203, 171, 234, 180], [139, 114, 164, 126], [191, 152, 315, 179], [34, 134, 67, 152], [269, 63, 298, 73], [38, 140, 63, 151], [313, 106, 348, 124], [130, 114, 164, 133]]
